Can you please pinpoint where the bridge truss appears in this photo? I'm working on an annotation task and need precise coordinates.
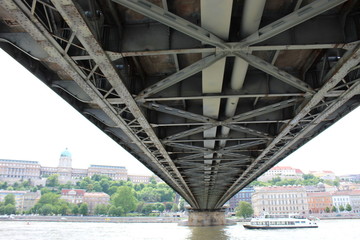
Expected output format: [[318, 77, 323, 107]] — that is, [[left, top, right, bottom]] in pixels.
[[1, 0, 360, 210]]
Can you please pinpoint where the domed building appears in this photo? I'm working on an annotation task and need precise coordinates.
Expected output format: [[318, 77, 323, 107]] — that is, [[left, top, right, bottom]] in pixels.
[[56, 148, 73, 181], [58, 148, 72, 168], [0, 148, 145, 185]]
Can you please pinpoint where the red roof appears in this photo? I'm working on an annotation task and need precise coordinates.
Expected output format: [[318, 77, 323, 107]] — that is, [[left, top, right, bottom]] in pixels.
[[61, 189, 86, 196], [295, 169, 303, 174]]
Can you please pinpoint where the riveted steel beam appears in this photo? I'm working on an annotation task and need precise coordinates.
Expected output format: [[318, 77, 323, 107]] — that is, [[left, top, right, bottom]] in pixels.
[[135, 53, 227, 101], [112, 0, 227, 48], [238, 0, 347, 47], [235, 52, 314, 93], [225, 98, 301, 123], [101, 42, 356, 60], [45, 0, 198, 208], [216, 43, 360, 208], [142, 102, 217, 124], [162, 98, 300, 140]]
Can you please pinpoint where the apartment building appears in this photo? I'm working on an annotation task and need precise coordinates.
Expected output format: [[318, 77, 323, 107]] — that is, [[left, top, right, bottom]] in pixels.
[[252, 186, 309, 216]]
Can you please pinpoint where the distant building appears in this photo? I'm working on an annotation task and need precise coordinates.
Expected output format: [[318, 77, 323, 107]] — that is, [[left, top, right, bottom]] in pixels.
[[60, 189, 86, 205], [228, 187, 254, 211], [305, 183, 337, 193], [349, 190, 360, 213], [340, 174, 360, 182], [258, 166, 303, 181], [332, 191, 351, 210], [252, 186, 309, 216], [83, 192, 110, 214], [0, 149, 134, 184], [88, 165, 127, 181], [0, 159, 41, 184], [0, 190, 41, 212], [310, 170, 336, 181], [307, 192, 332, 214]]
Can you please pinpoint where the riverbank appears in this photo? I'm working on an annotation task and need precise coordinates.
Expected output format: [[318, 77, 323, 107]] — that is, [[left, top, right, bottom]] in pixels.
[[1, 214, 359, 224], [0, 215, 183, 223]]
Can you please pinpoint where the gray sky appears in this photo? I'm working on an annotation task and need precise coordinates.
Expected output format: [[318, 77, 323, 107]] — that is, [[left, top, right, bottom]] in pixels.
[[0, 49, 359, 176]]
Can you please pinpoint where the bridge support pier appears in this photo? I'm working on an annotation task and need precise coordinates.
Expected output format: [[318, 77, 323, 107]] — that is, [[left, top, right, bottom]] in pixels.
[[180, 209, 235, 226]]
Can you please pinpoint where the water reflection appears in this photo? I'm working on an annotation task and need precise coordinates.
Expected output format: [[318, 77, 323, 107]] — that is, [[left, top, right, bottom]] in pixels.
[[187, 226, 229, 240]]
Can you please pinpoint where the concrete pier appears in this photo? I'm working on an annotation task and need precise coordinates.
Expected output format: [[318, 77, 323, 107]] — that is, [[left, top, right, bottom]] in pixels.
[[180, 210, 236, 226]]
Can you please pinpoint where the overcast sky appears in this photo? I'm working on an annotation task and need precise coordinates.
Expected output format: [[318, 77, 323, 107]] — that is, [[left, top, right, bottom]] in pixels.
[[0, 49, 359, 176]]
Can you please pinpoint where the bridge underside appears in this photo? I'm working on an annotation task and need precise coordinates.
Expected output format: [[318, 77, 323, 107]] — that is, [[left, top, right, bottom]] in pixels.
[[1, 0, 360, 210]]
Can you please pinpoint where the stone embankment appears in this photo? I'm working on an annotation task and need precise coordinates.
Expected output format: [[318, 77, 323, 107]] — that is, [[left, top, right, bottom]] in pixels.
[[0, 215, 183, 223]]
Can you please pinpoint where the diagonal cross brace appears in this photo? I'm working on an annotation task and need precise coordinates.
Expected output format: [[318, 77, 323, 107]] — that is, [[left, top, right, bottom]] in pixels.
[[112, 0, 227, 48], [135, 53, 227, 101], [238, 0, 347, 47], [147, 99, 300, 140]]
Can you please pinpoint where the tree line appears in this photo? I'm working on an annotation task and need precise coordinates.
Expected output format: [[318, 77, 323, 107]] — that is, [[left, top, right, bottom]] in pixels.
[[250, 174, 341, 187], [0, 174, 185, 216]]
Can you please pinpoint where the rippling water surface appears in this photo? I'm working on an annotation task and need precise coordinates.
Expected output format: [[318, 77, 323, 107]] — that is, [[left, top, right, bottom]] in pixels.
[[1, 219, 359, 240]]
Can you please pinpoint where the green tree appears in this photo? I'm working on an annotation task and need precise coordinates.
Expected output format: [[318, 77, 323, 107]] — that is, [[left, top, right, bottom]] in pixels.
[[339, 205, 345, 212], [154, 203, 165, 212], [346, 203, 352, 212], [165, 202, 173, 211], [0, 205, 5, 215], [332, 206, 337, 212], [142, 204, 155, 215], [4, 204, 16, 215], [236, 201, 254, 219], [303, 174, 316, 180], [40, 204, 53, 215], [4, 194, 15, 206], [149, 176, 157, 185], [79, 203, 89, 215], [179, 199, 185, 211], [46, 174, 59, 187], [138, 187, 160, 202], [72, 205, 79, 215], [59, 203, 70, 215], [93, 182, 102, 192], [108, 205, 124, 216], [38, 192, 60, 205], [99, 179, 110, 193], [111, 186, 137, 215], [94, 204, 109, 215], [108, 186, 118, 196], [171, 203, 179, 212], [325, 206, 330, 213]]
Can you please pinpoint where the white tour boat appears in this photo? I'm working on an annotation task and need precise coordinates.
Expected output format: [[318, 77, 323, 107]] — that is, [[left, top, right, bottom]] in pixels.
[[243, 213, 319, 229]]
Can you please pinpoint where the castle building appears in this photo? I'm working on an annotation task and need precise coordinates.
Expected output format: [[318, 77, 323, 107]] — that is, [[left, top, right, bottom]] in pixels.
[[0, 159, 41, 184], [0, 149, 156, 185]]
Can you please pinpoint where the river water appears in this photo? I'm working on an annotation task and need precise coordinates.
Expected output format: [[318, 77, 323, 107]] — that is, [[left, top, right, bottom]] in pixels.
[[1, 219, 359, 240]]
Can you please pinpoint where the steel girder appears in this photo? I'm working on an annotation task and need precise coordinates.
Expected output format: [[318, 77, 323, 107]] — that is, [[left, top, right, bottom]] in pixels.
[[1, 0, 359, 210]]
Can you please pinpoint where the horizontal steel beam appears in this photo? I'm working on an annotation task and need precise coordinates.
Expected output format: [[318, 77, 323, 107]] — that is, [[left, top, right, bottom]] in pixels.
[[235, 52, 315, 93], [112, 0, 227, 48], [136, 53, 227, 101], [238, 0, 347, 46], [99, 42, 357, 59]]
